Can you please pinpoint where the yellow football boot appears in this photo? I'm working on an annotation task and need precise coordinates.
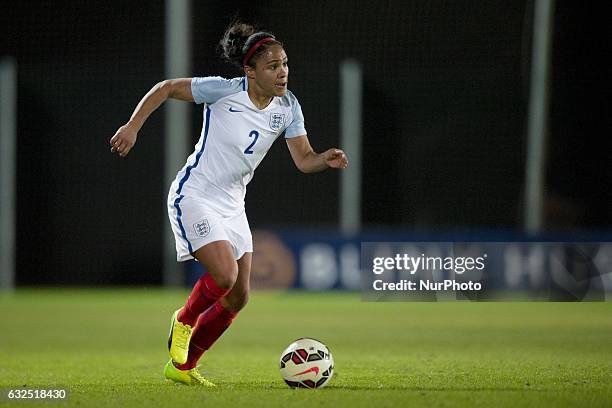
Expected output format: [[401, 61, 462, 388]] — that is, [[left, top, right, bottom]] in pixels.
[[167, 308, 193, 365], [164, 359, 216, 387]]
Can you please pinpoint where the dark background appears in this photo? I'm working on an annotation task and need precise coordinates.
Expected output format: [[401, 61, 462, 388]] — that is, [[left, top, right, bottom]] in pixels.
[[1, 0, 609, 285]]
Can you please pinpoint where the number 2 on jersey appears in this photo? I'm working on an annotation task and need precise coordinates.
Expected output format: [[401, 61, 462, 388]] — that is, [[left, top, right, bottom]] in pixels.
[[244, 130, 259, 155]]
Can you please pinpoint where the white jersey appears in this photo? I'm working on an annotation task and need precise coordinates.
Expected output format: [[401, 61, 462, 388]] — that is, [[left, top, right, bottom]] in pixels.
[[169, 76, 307, 217]]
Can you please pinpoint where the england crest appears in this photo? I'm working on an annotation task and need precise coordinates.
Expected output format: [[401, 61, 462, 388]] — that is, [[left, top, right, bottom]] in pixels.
[[270, 113, 286, 131], [193, 219, 210, 237]]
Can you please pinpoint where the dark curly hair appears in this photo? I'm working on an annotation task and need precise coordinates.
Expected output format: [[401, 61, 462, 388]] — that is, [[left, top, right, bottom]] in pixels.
[[219, 20, 283, 69]]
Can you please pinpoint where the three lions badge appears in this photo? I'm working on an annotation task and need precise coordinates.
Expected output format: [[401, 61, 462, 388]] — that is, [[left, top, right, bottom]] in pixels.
[[193, 219, 210, 237], [270, 113, 286, 131]]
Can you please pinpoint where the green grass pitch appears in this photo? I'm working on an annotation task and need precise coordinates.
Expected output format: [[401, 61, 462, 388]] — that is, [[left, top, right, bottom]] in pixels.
[[1, 289, 611, 407]]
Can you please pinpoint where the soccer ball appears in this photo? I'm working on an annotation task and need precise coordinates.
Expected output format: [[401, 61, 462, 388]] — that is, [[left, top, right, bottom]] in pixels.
[[279, 338, 334, 389]]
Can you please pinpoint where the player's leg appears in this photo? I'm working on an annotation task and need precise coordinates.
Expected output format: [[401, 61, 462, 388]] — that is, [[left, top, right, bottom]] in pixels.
[[175, 252, 252, 370], [220, 251, 251, 311], [169, 241, 238, 364], [177, 241, 239, 326]]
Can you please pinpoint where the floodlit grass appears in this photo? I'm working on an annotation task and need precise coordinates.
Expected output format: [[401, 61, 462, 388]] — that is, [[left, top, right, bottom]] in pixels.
[[0, 289, 611, 407]]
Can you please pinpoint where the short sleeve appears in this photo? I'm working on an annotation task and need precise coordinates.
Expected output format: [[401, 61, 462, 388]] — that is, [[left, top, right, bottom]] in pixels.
[[284, 95, 307, 138], [191, 76, 245, 105]]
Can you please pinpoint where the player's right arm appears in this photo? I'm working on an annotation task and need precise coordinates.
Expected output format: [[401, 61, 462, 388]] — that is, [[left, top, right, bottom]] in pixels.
[[110, 78, 193, 157]]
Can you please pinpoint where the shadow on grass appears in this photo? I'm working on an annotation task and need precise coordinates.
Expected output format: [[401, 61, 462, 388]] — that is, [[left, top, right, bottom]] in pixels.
[[231, 383, 545, 392], [324, 385, 546, 392]]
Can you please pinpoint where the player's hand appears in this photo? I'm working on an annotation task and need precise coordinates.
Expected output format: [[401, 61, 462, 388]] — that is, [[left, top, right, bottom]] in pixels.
[[324, 148, 349, 169], [110, 123, 138, 157]]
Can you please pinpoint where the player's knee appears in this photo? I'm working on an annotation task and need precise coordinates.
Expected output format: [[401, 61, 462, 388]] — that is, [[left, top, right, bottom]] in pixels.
[[211, 262, 238, 290]]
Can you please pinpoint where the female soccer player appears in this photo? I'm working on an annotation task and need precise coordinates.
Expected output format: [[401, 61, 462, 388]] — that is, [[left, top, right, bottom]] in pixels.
[[109, 21, 348, 386]]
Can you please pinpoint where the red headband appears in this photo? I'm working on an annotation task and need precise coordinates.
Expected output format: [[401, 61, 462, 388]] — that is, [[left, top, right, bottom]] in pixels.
[[242, 37, 275, 66]]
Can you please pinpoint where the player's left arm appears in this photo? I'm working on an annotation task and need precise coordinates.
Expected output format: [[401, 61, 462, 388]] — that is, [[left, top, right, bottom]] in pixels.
[[286, 135, 348, 173]]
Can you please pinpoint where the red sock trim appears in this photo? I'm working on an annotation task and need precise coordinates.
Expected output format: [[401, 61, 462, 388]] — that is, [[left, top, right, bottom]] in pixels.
[[218, 303, 238, 320], [201, 273, 229, 299]]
